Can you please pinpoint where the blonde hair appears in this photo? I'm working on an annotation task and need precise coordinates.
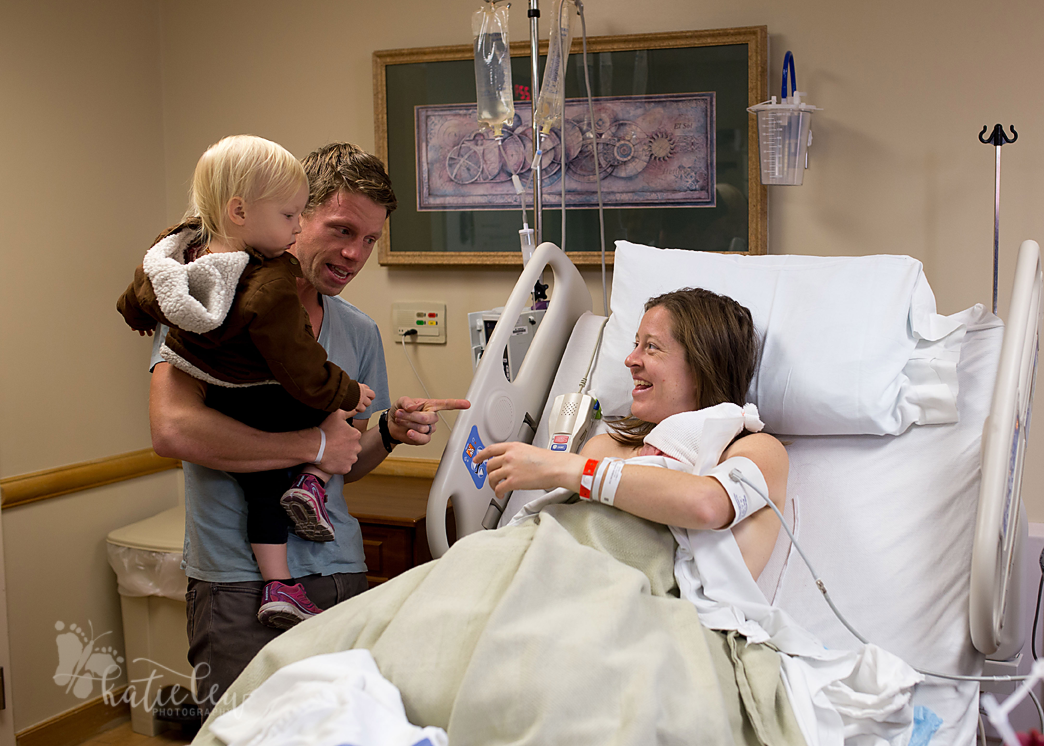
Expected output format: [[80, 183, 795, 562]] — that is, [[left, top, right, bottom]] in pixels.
[[188, 135, 308, 247]]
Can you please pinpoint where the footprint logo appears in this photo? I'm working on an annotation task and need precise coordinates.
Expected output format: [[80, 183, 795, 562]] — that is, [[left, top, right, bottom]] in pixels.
[[53, 621, 124, 699]]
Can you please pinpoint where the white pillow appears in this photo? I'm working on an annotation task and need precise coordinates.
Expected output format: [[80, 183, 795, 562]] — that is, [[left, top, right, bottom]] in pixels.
[[589, 241, 969, 436]]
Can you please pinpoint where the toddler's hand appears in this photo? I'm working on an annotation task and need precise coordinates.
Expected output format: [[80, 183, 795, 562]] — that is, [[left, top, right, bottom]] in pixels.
[[353, 383, 375, 414]]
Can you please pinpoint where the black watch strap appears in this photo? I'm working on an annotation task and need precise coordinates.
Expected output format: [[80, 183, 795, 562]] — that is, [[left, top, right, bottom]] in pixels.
[[379, 410, 402, 452]]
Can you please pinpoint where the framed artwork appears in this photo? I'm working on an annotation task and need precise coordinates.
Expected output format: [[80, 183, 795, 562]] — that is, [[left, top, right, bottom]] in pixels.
[[373, 27, 767, 266]]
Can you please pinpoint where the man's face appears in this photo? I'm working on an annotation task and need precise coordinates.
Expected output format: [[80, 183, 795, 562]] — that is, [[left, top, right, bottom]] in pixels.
[[290, 190, 387, 296]]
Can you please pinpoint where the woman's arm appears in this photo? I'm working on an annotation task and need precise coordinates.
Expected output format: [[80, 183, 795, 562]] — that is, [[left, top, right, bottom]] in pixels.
[[474, 432, 788, 532], [149, 362, 362, 474]]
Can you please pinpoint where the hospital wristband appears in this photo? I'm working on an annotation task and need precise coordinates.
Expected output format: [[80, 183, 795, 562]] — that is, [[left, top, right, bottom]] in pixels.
[[312, 428, 327, 465], [598, 460, 625, 506], [578, 459, 599, 499], [590, 458, 623, 505]]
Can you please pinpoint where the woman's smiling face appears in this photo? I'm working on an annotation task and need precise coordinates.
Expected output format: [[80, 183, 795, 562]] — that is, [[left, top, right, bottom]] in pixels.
[[624, 305, 700, 424]]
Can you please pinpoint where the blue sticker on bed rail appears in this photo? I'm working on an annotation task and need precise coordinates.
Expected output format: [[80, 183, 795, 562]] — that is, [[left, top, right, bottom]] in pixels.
[[463, 426, 487, 489]]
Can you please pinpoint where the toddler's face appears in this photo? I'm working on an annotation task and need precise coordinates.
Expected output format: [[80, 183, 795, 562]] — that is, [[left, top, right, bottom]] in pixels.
[[240, 184, 309, 259]]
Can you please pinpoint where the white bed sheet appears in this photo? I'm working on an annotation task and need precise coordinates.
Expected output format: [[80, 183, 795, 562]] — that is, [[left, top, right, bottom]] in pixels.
[[768, 306, 1002, 745]]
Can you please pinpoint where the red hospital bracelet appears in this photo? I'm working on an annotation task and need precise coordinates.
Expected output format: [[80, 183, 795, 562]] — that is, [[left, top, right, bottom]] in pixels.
[[579, 458, 599, 499]]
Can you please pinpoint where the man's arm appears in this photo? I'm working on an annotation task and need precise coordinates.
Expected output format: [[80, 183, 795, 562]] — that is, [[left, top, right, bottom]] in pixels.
[[150, 362, 362, 474], [341, 396, 471, 483]]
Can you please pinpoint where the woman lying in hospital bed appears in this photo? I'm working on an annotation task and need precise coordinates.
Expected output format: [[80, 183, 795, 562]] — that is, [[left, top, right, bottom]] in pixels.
[[195, 287, 922, 746]]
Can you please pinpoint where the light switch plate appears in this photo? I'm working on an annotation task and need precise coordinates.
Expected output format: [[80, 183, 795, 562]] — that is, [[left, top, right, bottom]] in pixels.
[[392, 302, 446, 344]]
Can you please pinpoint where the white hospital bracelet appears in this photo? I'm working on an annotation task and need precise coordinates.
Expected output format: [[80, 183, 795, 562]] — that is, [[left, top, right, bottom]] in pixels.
[[705, 456, 768, 529], [590, 458, 613, 504], [312, 428, 327, 465], [598, 459, 625, 506]]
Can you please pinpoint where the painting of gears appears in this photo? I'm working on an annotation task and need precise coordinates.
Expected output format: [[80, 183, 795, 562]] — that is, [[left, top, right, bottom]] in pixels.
[[415, 93, 715, 210]]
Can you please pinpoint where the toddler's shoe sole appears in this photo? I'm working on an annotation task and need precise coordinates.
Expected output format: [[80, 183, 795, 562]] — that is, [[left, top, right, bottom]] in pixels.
[[258, 601, 313, 629], [280, 489, 336, 542]]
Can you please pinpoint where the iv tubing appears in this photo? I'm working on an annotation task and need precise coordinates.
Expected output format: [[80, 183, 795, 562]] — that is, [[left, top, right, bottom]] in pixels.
[[528, 0, 542, 244], [576, 1, 608, 317], [728, 470, 1033, 683]]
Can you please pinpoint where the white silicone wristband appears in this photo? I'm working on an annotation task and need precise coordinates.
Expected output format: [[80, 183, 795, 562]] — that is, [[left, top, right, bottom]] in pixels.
[[312, 428, 327, 465]]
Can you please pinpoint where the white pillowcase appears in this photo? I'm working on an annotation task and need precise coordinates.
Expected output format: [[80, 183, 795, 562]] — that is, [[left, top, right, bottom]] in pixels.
[[590, 241, 969, 436]]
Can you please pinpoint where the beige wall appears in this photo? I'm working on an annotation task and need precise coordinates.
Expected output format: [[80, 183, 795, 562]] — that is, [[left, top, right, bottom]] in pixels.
[[0, 0, 176, 731], [2, 0, 1043, 731]]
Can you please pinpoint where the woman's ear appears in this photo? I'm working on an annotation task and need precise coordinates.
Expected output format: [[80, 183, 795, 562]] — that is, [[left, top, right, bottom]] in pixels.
[[226, 197, 247, 226]]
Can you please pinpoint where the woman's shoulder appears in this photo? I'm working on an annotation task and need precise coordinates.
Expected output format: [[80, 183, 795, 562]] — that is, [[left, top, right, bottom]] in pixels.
[[724, 431, 787, 461], [580, 432, 638, 460]]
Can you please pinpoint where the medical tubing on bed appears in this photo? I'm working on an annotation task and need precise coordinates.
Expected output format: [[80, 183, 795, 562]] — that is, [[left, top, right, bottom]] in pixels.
[[1033, 547, 1044, 659], [727, 470, 867, 640], [575, 316, 608, 394], [576, 0, 608, 317], [729, 470, 1034, 683]]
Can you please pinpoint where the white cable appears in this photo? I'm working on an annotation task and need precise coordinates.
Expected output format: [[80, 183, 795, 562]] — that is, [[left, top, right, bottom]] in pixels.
[[1030, 686, 1044, 732], [399, 332, 451, 433], [729, 470, 1033, 683], [576, 317, 608, 393], [576, 0, 608, 318]]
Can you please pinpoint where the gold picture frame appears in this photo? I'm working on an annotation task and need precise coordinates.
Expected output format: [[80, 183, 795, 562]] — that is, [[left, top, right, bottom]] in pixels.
[[373, 26, 768, 266]]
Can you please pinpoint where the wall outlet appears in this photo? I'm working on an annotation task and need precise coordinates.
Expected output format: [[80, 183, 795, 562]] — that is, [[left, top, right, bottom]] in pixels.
[[392, 302, 446, 344]]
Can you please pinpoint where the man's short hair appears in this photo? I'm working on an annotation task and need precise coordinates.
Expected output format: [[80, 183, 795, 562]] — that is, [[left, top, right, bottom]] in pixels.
[[301, 142, 397, 215]]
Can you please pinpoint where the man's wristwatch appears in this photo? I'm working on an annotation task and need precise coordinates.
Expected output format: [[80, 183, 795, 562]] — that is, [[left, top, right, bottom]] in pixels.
[[378, 410, 402, 453]]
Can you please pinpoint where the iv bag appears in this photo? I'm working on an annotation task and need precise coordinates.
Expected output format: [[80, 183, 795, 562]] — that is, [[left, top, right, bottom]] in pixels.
[[473, 0, 514, 138], [533, 0, 576, 134]]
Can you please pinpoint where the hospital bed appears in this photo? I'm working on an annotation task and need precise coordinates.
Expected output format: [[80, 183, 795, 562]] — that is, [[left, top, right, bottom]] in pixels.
[[426, 238, 1043, 744]]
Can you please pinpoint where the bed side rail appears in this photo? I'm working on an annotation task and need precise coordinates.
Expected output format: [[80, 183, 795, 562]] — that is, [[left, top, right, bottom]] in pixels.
[[426, 243, 592, 558], [972, 239, 1043, 655]]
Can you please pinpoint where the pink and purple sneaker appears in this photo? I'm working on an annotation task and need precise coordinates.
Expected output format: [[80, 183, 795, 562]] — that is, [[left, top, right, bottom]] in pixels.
[[280, 473, 336, 542], [257, 580, 323, 629]]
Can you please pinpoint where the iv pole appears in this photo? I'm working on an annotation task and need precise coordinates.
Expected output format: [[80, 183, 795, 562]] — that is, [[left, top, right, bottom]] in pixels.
[[528, 0, 542, 244], [979, 123, 1018, 315]]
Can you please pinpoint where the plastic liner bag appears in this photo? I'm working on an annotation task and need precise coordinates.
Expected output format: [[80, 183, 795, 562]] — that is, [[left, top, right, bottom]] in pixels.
[[473, 0, 514, 137], [106, 543, 188, 601]]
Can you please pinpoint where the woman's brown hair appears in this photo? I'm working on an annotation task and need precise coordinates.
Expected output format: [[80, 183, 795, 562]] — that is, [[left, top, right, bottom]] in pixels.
[[608, 287, 760, 448]]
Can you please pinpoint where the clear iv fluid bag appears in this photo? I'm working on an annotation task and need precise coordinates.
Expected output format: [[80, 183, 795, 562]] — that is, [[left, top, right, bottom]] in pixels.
[[534, 0, 576, 134], [473, 1, 514, 138]]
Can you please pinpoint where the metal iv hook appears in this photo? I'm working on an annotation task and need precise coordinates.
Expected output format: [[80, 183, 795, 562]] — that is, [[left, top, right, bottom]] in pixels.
[[979, 124, 1018, 146]]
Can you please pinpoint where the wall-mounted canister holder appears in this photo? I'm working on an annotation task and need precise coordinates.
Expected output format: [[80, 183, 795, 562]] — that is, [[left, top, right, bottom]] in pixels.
[[747, 51, 821, 186]]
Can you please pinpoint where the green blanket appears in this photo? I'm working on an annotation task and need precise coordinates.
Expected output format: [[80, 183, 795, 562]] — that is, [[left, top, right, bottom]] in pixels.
[[193, 502, 804, 745]]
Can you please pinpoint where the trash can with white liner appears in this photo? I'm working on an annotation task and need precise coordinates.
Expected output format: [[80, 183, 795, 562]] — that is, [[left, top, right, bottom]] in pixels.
[[106, 506, 190, 736]]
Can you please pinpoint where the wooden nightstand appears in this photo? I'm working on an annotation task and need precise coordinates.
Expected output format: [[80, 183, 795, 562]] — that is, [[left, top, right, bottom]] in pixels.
[[342, 474, 453, 587]]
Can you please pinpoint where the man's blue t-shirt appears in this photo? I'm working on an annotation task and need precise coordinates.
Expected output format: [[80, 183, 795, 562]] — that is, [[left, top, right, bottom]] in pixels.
[[151, 294, 390, 582]]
